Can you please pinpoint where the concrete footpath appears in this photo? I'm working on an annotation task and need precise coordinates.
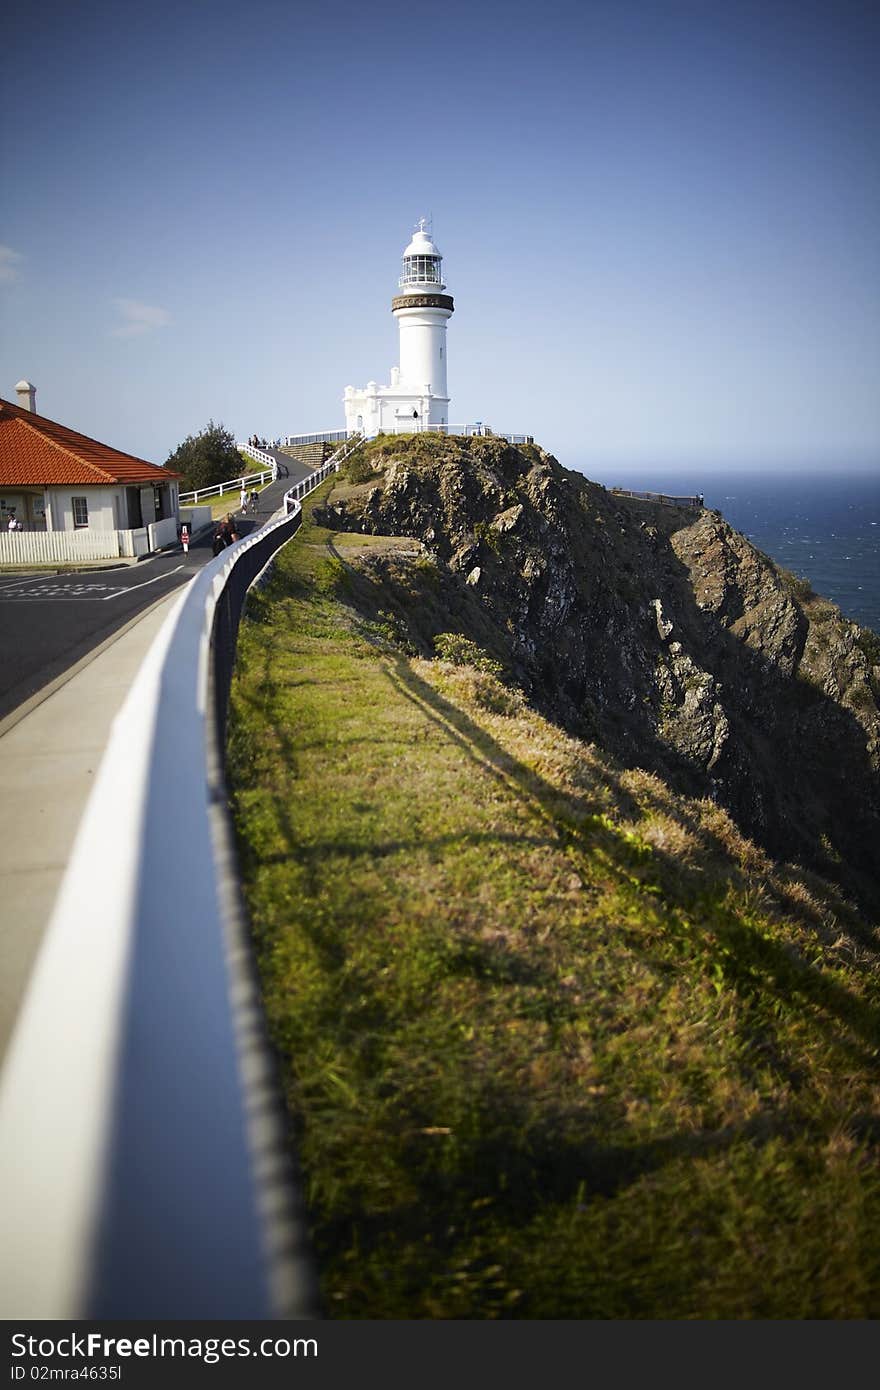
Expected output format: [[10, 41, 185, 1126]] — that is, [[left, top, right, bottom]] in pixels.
[[0, 588, 184, 1064]]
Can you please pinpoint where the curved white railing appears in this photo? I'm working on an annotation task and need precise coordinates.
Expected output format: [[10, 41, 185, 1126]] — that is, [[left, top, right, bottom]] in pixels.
[[283, 433, 364, 513], [179, 465, 276, 507], [237, 444, 278, 471], [0, 506, 318, 1320]]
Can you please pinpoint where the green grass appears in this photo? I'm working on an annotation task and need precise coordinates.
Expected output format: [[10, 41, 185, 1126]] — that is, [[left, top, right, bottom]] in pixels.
[[227, 495, 880, 1319]]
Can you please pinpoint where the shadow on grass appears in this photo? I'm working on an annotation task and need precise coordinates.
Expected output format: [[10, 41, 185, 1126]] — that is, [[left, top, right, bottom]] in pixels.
[[383, 653, 880, 1069], [228, 546, 880, 1316]]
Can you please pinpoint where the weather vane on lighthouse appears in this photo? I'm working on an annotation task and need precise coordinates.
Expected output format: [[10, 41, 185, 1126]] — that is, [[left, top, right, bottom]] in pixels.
[[343, 219, 454, 437]]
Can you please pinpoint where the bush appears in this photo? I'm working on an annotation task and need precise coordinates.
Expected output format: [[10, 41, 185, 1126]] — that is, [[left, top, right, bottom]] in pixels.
[[471, 673, 524, 716], [856, 628, 880, 668], [362, 608, 417, 654], [166, 420, 246, 492], [778, 567, 816, 603], [433, 632, 505, 679], [342, 449, 377, 485]]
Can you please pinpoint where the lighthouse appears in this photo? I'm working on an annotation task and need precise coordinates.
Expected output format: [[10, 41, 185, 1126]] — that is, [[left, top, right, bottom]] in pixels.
[[344, 219, 454, 437]]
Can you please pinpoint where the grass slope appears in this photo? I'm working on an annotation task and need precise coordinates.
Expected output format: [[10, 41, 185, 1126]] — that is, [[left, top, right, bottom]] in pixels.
[[227, 491, 880, 1318]]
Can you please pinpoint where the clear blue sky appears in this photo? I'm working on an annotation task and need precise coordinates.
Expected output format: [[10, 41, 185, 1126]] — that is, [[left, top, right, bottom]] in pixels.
[[1, 0, 878, 478]]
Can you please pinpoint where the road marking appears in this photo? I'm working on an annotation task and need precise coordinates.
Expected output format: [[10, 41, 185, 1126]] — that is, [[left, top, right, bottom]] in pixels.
[[0, 566, 187, 602], [0, 572, 60, 591], [100, 565, 186, 599], [0, 584, 121, 600]]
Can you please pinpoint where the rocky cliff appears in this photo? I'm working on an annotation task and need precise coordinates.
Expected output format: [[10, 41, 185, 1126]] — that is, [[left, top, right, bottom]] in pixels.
[[314, 435, 880, 911]]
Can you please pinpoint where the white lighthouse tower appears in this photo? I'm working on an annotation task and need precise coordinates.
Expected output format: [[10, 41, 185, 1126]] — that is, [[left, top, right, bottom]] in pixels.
[[344, 219, 454, 437]]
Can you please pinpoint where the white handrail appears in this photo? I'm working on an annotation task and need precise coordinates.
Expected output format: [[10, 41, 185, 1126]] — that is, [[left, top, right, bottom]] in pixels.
[[282, 433, 364, 514], [179, 466, 274, 506], [237, 444, 277, 470], [0, 508, 317, 1319]]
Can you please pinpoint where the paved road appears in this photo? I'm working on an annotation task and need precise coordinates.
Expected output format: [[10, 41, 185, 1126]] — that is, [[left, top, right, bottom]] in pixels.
[[0, 476, 293, 722]]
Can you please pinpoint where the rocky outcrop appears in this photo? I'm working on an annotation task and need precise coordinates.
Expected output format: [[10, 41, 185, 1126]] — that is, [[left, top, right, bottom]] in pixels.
[[316, 436, 880, 909]]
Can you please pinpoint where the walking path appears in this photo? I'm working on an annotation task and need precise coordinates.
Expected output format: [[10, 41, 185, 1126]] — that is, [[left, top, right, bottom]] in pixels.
[[0, 591, 183, 1062], [0, 476, 297, 1065]]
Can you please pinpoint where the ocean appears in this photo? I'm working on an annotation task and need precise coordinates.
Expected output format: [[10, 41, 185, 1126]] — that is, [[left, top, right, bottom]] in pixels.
[[577, 465, 880, 635]]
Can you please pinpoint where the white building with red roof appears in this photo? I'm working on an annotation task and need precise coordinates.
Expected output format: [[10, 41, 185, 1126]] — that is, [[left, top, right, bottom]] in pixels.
[[0, 383, 181, 560]]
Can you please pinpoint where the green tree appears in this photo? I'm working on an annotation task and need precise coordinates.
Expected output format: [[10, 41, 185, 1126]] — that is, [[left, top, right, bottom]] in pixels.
[[165, 420, 246, 492]]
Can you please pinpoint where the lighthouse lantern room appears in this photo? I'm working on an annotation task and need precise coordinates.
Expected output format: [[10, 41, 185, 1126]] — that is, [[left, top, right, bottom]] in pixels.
[[344, 219, 454, 436]]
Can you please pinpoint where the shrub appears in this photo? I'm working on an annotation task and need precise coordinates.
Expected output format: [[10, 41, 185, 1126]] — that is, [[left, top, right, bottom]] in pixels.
[[778, 567, 816, 603], [471, 673, 525, 716], [342, 449, 377, 485], [314, 556, 348, 595], [433, 632, 505, 679], [165, 420, 246, 492], [360, 608, 417, 654], [856, 628, 880, 668]]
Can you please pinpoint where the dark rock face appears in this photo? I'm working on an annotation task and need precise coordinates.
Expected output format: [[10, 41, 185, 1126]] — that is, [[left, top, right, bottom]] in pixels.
[[316, 437, 880, 910]]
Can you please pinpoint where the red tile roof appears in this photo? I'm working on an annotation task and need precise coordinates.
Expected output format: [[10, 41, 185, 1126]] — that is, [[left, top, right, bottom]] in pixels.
[[0, 398, 182, 487]]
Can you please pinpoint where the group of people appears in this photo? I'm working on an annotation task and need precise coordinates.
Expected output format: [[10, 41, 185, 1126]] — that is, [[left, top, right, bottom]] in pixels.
[[6, 513, 24, 531], [247, 435, 281, 450]]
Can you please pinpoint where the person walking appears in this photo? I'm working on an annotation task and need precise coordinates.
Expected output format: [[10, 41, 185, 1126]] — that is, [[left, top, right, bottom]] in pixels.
[[239, 484, 248, 513]]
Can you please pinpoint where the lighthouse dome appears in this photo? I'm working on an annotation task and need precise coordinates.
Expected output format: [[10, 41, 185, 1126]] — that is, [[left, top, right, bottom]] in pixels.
[[402, 228, 441, 259]]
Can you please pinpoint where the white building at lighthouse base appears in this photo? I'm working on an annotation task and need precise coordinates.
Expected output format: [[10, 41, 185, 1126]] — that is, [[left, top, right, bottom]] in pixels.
[[343, 367, 449, 437]]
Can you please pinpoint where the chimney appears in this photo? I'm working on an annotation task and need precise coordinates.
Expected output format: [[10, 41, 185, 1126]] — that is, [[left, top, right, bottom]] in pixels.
[[15, 380, 36, 412]]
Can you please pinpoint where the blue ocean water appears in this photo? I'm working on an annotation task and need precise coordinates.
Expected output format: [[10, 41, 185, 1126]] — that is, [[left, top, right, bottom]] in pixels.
[[580, 466, 880, 635]]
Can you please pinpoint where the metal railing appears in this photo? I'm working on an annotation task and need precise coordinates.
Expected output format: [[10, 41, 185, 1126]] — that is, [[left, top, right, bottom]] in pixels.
[[610, 487, 704, 509], [284, 430, 354, 446], [179, 466, 275, 507], [364, 423, 534, 444], [282, 425, 534, 447], [0, 506, 319, 1319]]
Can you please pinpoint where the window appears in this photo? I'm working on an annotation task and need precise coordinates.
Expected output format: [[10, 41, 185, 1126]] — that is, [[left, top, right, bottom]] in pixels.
[[399, 255, 441, 287], [72, 496, 89, 528]]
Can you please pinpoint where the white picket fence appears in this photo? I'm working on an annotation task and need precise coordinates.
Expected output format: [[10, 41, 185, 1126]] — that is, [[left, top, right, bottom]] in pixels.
[[0, 530, 120, 564]]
